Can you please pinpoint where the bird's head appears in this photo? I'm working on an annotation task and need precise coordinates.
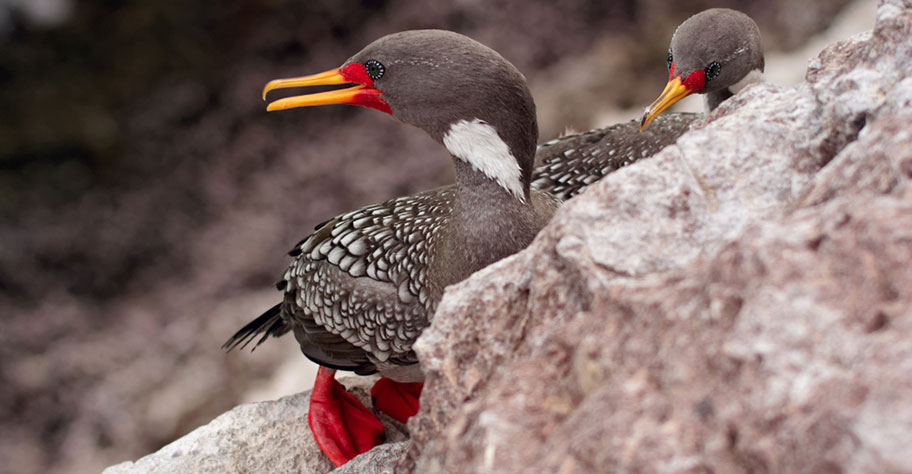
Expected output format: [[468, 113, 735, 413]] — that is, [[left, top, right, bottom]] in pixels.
[[262, 30, 538, 176], [640, 8, 764, 129]]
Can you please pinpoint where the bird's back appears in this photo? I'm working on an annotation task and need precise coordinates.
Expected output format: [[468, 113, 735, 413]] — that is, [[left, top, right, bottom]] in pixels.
[[532, 113, 697, 201]]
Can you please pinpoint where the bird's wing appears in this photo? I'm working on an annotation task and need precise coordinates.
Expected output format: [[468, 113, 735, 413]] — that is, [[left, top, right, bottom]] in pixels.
[[532, 113, 697, 201], [283, 185, 455, 369]]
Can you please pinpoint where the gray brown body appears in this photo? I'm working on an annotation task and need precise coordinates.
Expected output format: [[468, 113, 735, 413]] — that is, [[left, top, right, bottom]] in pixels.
[[282, 181, 557, 381], [225, 30, 558, 382]]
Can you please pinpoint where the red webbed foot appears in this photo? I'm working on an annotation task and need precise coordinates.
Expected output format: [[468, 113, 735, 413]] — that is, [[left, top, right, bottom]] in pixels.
[[370, 377, 423, 424], [308, 366, 385, 466]]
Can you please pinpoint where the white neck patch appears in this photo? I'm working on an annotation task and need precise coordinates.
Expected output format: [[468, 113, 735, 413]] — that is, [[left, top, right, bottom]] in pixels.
[[729, 69, 765, 94], [442, 118, 525, 201]]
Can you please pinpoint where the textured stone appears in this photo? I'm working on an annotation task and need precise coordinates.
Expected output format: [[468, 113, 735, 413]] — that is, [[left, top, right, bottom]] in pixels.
[[103, 377, 407, 474], [404, 1, 912, 472]]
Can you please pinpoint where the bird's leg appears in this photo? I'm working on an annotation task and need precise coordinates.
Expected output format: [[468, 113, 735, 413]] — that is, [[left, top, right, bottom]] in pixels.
[[370, 378, 424, 424], [308, 366, 385, 466]]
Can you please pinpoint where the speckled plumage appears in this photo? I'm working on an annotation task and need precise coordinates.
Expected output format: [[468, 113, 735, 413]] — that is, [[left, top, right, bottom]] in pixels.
[[228, 179, 556, 380], [285, 187, 452, 369], [531, 113, 697, 201], [224, 30, 558, 383]]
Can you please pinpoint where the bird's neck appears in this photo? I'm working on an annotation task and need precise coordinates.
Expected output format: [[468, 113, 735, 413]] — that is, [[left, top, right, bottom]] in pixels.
[[705, 88, 734, 111], [442, 118, 531, 203], [430, 159, 536, 287], [430, 149, 538, 290], [707, 69, 765, 111], [451, 158, 530, 209], [449, 151, 535, 235], [432, 117, 541, 287]]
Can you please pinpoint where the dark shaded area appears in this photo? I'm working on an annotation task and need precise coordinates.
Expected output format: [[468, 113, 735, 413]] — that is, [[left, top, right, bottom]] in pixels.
[[0, 1, 854, 473]]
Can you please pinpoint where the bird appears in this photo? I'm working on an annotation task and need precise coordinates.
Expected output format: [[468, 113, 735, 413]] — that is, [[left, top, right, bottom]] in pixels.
[[223, 30, 558, 467], [640, 8, 764, 130], [533, 8, 763, 202]]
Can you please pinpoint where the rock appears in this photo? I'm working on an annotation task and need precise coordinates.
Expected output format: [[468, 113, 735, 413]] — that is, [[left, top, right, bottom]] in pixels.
[[404, 1, 912, 472], [103, 377, 407, 474], [332, 442, 408, 474]]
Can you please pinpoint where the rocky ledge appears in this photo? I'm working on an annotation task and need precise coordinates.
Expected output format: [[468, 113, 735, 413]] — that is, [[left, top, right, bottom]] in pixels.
[[106, 1, 912, 472], [103, 377, 409, 474]]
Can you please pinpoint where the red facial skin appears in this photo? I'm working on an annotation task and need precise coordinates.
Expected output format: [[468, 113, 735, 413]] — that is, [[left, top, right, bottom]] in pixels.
[[669, 61, 707, 94], [340, 63, 392, 114]]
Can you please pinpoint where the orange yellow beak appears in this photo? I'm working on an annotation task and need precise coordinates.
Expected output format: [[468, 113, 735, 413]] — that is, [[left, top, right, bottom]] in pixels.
[[640, 75, 692, 130], [262, 67, 381, 112]]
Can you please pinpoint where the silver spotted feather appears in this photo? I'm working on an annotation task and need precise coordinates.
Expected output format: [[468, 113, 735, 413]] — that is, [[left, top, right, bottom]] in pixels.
[[283, 186, 453, 368], [222, 187, 454, 375], [531, 114, 697, 201]]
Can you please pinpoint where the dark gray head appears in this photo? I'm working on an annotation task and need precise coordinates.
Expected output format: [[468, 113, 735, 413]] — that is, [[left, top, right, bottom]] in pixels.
[[263, 30, 538, 196], [669, 8, 764, 94], [641, 8, 764, 129]]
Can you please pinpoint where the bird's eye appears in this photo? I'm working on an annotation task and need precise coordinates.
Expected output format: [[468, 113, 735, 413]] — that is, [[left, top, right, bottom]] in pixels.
[[365, 59, 385, 80], [705, 62, 721, 82], [666, 49, 673, 70]]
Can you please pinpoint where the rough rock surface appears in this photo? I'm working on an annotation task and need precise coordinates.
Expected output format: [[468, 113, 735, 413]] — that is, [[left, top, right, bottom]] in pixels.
[[103, 377, 407, 474], [404, 1, 912, 472]]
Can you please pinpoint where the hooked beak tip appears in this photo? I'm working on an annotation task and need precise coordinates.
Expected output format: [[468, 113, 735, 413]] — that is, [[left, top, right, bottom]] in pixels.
[[639, 76, 691, 131]]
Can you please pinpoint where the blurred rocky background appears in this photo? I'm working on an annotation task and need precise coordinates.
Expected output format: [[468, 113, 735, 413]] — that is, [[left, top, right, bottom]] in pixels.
[[0, 0, 870, 473]]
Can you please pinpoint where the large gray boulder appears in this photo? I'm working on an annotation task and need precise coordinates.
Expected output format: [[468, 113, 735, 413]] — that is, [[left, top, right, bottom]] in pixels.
[[405, 0, 912, 472]]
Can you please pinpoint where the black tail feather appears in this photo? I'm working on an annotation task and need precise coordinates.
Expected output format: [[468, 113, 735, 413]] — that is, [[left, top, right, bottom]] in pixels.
[[222, 304, 290, 352]]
